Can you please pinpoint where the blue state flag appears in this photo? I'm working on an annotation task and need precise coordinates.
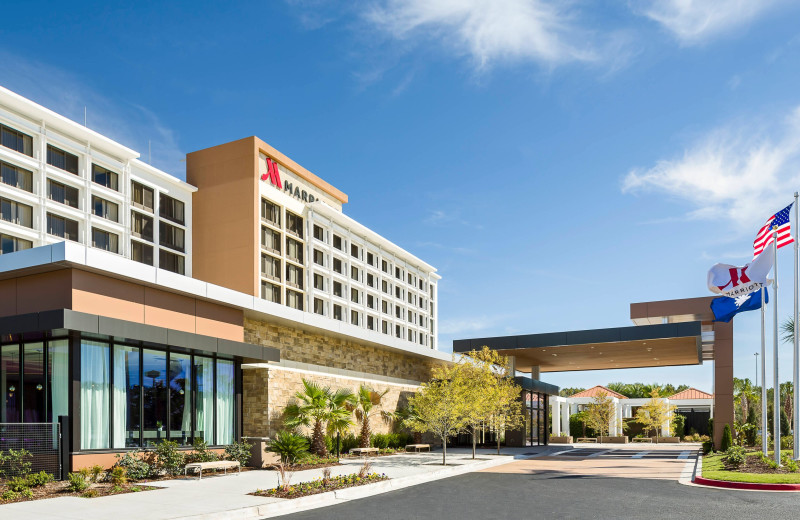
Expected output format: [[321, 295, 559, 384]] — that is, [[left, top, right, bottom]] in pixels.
[[710, 287, 768, 323]]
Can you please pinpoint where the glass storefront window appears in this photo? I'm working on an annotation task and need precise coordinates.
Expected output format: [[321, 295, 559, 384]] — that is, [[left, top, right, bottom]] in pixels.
[[81, 340, 110, 449], [1, 345, 20, 422], [216, 359, 234, 445], [142, 349, 167, 446], [169, 353, 192, 445], [48, 340, 69, 422], [113, 346, 141, 448], [195, 356, 215, 444], [22, 343, 45, 422]]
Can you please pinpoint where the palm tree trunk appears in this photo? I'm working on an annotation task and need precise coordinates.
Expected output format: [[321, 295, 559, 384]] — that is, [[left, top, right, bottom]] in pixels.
[[360, 415, 371, 448], [312, 420, 327, 456]]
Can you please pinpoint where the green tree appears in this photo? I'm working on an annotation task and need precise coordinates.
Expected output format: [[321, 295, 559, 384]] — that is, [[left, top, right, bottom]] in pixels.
[[348, 385, 392, 448], [635, 390, 676, 440], [559, 387, 586, 397], [585, 391, 615, 438], [406, 375, 467, 466], [721, 424, 733, 451], [780, 408, 790, 437], [284, 379, 354, 456]]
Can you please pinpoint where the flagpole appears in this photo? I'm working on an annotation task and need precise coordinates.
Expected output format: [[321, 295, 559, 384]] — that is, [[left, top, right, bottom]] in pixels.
[[773, 227, 781, 465], [762, 286, 768, 456], [794, 192, 799, 460]]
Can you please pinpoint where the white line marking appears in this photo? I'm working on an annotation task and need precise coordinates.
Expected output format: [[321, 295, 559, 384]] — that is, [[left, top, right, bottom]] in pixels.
[[632, 451, 649, 459], [588, 449, 614, 458], [678, 451, 691, 459]]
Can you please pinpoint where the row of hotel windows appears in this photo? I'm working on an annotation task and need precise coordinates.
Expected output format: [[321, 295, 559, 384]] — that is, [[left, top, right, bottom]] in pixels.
[[313, 299, 431, 344]]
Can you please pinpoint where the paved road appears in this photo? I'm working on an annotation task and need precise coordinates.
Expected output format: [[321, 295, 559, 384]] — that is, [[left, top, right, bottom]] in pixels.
[[276, 448, 799, 520]]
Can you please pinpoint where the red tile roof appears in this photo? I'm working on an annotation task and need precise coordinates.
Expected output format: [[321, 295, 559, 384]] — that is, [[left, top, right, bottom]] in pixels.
[[569, 385, 627, 399], [668, 388, 713, 400]]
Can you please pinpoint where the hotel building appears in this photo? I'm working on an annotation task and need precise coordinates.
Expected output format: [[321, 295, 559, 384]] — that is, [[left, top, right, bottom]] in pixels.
[[0, 86, 448, 471]]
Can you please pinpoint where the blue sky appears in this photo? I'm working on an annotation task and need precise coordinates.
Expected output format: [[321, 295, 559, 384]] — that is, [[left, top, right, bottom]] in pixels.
[[4, 0, 800, 392]]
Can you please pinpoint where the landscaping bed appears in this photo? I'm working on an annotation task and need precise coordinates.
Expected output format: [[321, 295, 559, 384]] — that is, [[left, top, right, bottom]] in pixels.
[[265, 458, 341, 472], [0, 479, 158, 504], [702, 451, 800, 484], [251, 472, 388, 499]]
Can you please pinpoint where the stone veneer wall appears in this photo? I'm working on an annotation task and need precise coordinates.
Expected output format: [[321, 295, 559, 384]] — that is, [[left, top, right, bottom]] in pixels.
[[242, 317, 447, 438]]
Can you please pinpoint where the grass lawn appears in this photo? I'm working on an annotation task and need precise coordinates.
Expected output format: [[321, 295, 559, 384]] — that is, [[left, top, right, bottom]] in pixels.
[[702, 452, 800, 484]]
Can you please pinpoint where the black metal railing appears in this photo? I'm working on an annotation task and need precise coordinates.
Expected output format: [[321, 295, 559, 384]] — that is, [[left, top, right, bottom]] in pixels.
[[0, 422, 62, 479]]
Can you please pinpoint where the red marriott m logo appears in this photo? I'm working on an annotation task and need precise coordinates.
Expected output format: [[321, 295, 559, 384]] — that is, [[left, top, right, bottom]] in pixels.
[[261, 157, 282, 189], [716, 266, 751, 291]]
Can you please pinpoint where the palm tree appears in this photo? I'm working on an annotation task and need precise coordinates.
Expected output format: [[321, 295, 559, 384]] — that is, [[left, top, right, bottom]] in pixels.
[[284, 379, 353, 456], [391, 404, 423, 443], [348, 385, 392, 448]]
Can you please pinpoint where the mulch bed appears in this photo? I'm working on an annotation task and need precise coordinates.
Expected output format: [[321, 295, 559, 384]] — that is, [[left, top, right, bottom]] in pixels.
[[0, 481, 159, 504], [264, 461, 341, 472], [250, 473, 388, 499], [726, 454, 800, 475]]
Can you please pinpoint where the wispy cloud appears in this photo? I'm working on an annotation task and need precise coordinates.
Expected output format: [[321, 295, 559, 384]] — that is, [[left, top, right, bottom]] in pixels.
[[438, 312, 519, 335], [363, 0, 631, 72], [423, 209, 484, 229], [635, 0, 786, 46], [622, 106, 800, 230], [0, 50, 185, 178]]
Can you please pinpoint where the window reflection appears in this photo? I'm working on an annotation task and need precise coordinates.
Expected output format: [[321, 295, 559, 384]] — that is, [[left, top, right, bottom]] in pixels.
[[142, 350, 167, 446], [169, 353, 192, 445]]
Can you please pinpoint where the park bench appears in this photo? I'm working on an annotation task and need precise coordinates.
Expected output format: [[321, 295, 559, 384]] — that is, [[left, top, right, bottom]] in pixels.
[[405, 444, 431, 453], [350, 447, 380, 457], [576, 438, 597, 443], [632, 437, 653, 443], [184, 460, 240, 480]]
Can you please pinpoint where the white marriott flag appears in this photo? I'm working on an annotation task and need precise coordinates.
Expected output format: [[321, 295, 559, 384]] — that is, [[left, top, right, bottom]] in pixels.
[[707, 246, 774, 298]]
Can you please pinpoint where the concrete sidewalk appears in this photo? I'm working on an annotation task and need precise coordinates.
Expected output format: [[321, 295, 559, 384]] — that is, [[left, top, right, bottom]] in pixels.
[[0, 447, 554, 520]]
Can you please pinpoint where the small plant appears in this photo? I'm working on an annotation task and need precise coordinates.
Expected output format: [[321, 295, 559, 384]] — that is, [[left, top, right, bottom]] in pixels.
[[224, 440, 253, 467], [358, 460, 372, 479], [154, 440, 185, 476], [18, 488, 33, 499], [1, 490, 19, 502], [189, 438, 219, 463], [267, 431, 309, 465], [6, 476, 31, 493], [720, 424, 733, 452], [321, 467, 332, 486], [25, 471, 54, 488], [370, 433, 389, 449], [6, 449, 32, 478], [81, 489, 99, 498], [702, 440, 713, 454], [114, 449, 152, 480], [276, 462, 294, 492], [110, 466, 128, 486], [67, 472, 89, 492], [111, 485, 125, 493], [723, 445, 746, 468], [89, 464, 104, 483]]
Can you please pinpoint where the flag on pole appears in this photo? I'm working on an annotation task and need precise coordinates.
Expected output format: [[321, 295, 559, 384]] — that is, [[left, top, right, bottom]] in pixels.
[[708, 245, 774, 297], [753, 203, 794, 259], [710, 287, 768, 323]]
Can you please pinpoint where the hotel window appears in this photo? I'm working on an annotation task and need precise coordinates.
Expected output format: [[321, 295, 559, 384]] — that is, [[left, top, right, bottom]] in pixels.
[[262, 226, 281, 254], [395, 286, 402, 299], [313, 248, 325, 266], [92, 227, 119, 253], [132, 181, 154, 212], [286, 289, 303, 310], [367, 252, 374, 266], [46, 145, 78, 174], [286, 210, 303, 238], [367, 315, 375, 331], [130, 240, 153, 265], [159, 249, 185, 275], [131, 211, 153, 241], [0, 197, 33, 228], [408, 311, 414, 324], [350, 265, 359, 281], [333, 234, 343, 251], [419, 279, 424, 290], [395, 306, 402, 319], [408, 273, 413, 284], [408, 292, 413, 304], [381, 320, 389, 334], [350, 243, 359, 259], [286, 264, 303, 289], [0, 161, 33, 192], [333, 304, 343, 321], [313, 273, 325, 291], [261, 254, 281, 281], [47, 179, 79, 208], [91, 164, 119, 191], [367, 294, 375, 309], [351, 288, 359, 304], [381, 280, 389, 293], [381, 300, 389, 313], [92, 196, 119, 222], [395, 267, 402, 280], [286, 237, 303, 264], [381, 260, 389, 273], [0, 124, 33, 156], [46, 213, 79, 241], [159, 193, 185, 225], [367, 273, 375, 288], [262, 281, 281, 303], [0, 233, 32, 255], [261, 199, 280, 227], [333, 258, 343, 274], [159, 221, 185, 252], [350, 310, 359, 326], [333, 281, 343, 298], [396, 325, 402, 339], [313, 297, 324, 315], [313, 224, 324, 241]]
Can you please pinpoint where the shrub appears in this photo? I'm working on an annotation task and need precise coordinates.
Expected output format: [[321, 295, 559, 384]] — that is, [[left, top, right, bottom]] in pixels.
[[340, 433, 359, 454], [781, 435, 794, 450], [154, 440, 185, 476], [7, 476, 31, 493], [225, 440, 253, 467], [708, 417, 714, 438], [81, 489, 99, 498], [720, 424, 733, 452], [109, 466, 128, 486], [267, 431, 309, 464], [387, 432, 413, 449], [570, 411, 598, 438], [25, 471, 54, 488], [114, 450, 152, 480], [297, 453, 338, 465], [89, 464, 104, 483], [371, 433, 389, 449], [1, 490, 18, 502], [723, 445, 746, 468], [672, 414, 686, 437], [702, 441, 713, 454], [6, 449, 32, 478], [67, 472, 89, 492], [188, 438, 219, 463], [780, 409, 790, 437]]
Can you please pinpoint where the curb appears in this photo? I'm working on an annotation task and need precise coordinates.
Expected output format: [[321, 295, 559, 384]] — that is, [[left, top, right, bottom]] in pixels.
[[691, 453, 800, 492], [174, 455, 515, 520]]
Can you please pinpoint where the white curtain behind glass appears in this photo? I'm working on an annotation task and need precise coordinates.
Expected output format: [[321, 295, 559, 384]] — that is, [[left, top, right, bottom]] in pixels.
[[81, 341, 110, 449], [196, 357, 215, 444], [50, 340, 69, 420], [216, 360, 234, 445], [112, 347, 128, 449]]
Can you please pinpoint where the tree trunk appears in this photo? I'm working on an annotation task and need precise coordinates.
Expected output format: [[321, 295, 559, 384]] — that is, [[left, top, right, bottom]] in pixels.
[[360, 415, 371, 448], [471, 427, 477, 459], [312, 420, 327, 456], [497, 431, 501, 455], [442, 435, 447, 465]]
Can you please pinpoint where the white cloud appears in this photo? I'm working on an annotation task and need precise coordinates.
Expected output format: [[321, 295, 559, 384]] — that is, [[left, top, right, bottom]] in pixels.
[[364, 0, 622, 71], [636, 0, 785, 46], [622, 106, 800, 230], [0, 51, 185, 178]]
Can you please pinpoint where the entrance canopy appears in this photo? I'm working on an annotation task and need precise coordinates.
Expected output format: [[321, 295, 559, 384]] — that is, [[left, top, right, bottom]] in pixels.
[[453, 322, 703, 373]]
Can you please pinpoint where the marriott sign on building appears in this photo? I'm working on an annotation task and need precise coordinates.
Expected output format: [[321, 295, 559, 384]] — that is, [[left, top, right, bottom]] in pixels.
[[0, 86, 446, 471]]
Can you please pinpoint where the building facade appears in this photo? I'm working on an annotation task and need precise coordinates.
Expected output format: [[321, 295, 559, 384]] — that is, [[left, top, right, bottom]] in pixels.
[[0, 86, 448, 471]]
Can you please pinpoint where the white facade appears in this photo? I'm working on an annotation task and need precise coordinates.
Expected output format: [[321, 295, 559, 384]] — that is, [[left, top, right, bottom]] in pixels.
[[0, 86, 195, 275]]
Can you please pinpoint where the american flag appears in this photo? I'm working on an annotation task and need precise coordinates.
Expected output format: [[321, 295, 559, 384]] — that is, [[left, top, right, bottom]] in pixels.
[[753, 203, 794, 259]]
